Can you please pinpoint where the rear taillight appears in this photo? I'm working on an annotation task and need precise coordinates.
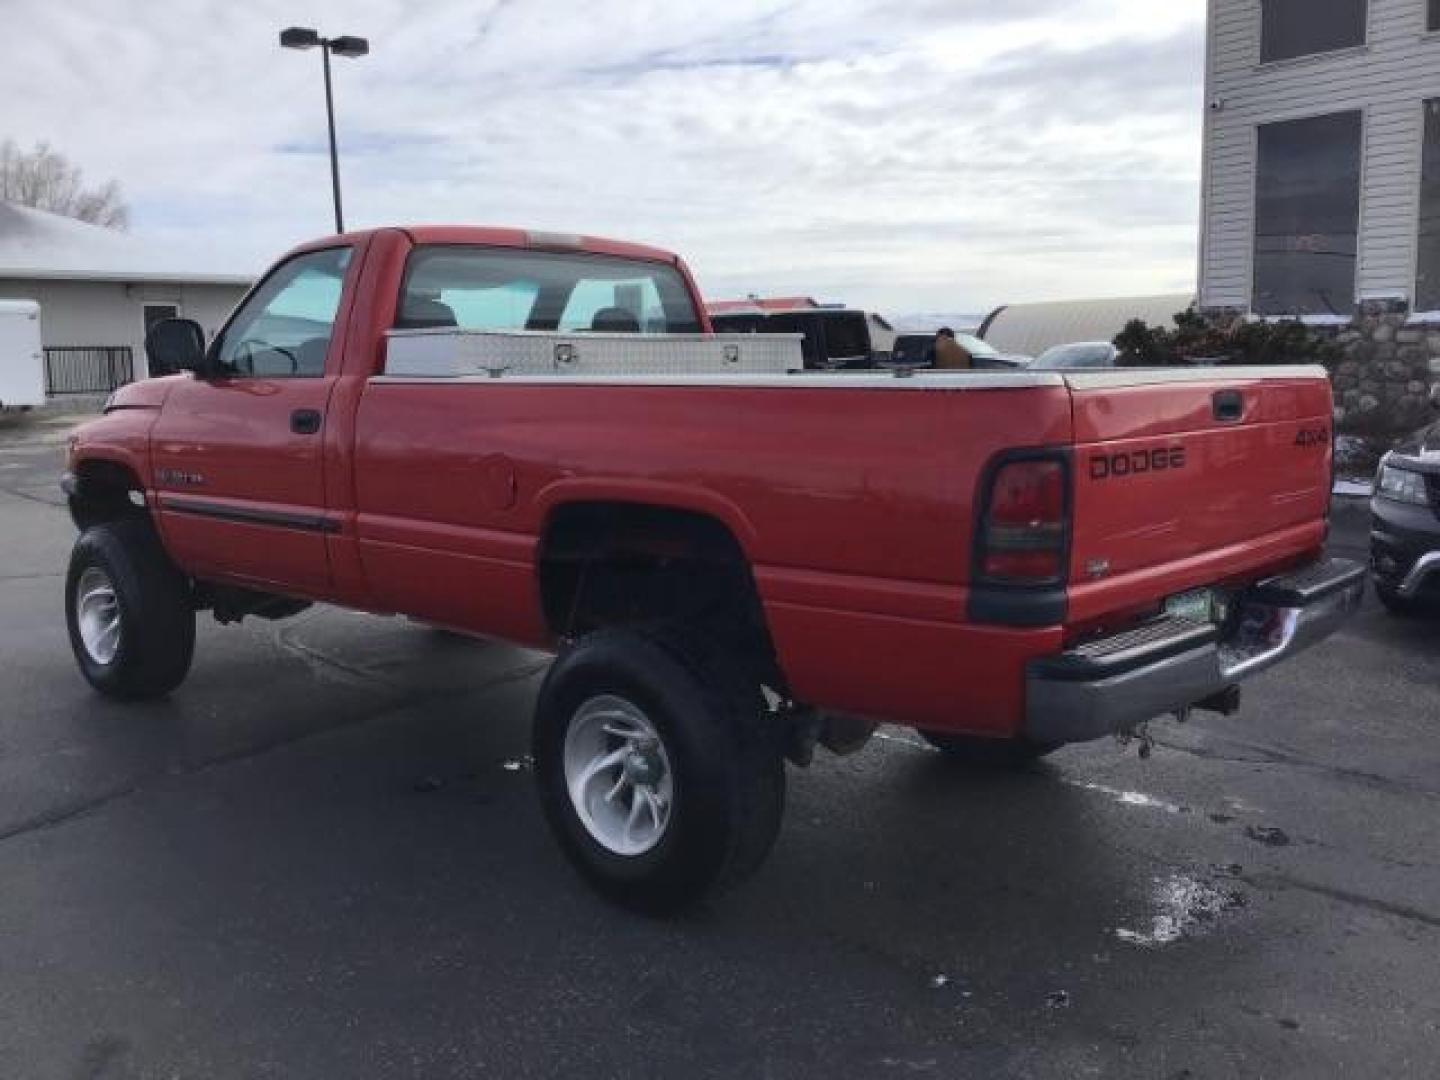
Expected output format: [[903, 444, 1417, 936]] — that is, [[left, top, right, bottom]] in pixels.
[[977, 457, 1069, 585]]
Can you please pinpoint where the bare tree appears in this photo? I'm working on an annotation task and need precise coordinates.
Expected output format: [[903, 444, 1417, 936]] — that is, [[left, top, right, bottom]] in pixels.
[[0, 140, 129, 230]]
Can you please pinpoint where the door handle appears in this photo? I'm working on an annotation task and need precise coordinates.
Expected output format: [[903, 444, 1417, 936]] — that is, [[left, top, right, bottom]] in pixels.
[[290, 409, 322, 435]]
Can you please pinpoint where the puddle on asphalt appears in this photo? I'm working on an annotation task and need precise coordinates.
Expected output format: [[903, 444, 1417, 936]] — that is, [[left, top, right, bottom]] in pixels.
[[867, 726, 1259, 952], [1112, 873, 1246, 948]]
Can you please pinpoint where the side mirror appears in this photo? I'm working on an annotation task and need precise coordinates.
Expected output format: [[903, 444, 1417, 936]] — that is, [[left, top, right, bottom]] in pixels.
[[145, 318, 208, 377]]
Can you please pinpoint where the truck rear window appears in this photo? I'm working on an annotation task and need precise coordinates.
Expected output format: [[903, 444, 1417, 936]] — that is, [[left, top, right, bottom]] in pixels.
[[397, 247, 702, 334], [820, 313, 869, 361]]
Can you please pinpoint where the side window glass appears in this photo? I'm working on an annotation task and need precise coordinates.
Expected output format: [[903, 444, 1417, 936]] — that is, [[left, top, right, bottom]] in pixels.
[[218, 247, 352, 377], [823, 315, 870, 361]]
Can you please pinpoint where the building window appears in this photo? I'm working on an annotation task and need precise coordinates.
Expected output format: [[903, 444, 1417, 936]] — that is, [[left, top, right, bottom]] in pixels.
[[1432, 0, 1440, 32], [143, 304, 178, 334], [1418, 101, 1440, 313], [1261, 0, 1367, 63], [1253, 111, 1363, 317]]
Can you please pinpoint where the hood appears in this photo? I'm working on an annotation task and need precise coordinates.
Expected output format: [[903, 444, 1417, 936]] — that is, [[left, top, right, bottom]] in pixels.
[[1390, 418, 1440, 475], [105, 375, 184, 412]]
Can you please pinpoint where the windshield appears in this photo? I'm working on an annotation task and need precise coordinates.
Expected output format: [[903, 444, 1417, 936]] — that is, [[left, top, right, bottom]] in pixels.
[[956, 333, 999, 359], [1035, 343, 1115, 369], [891, 335, 933, 364]]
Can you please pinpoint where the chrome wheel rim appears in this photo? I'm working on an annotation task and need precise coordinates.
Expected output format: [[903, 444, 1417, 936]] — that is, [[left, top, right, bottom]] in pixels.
[[563, 694, 675, 856], [75, 566, 121, 666]]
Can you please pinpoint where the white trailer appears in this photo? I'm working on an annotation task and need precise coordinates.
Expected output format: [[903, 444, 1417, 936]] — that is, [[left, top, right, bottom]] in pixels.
[[0, 299, 45, 410]]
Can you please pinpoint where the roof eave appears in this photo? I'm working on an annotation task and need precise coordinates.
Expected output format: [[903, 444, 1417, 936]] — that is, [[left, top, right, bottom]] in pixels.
[[0, 267, 255, 287]]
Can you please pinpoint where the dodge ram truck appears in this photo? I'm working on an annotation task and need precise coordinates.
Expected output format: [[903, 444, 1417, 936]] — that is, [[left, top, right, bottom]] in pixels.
[[62, 226, 1365, 911]]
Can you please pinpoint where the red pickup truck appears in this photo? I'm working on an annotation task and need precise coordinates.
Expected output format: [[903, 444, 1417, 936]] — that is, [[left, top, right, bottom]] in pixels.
[[63, 226, 1364, 911]]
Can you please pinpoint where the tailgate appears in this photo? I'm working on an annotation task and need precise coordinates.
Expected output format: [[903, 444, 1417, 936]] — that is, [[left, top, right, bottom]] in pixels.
[[1064, 365, 1333, 625]]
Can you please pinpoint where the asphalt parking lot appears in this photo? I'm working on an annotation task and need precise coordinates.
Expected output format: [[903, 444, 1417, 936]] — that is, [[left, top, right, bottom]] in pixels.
[[1, 413, 1437, 1079]]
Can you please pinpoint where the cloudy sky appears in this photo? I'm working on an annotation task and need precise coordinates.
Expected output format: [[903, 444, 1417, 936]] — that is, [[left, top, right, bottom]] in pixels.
[[1, 0, 1205, 317]]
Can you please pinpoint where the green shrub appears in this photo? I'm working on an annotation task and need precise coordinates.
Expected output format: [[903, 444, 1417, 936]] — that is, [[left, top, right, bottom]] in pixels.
[[1113, 310, 1343, 368]]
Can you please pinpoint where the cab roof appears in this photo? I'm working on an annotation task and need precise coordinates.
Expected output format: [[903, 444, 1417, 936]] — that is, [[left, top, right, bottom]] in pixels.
[[294, 225, 682, 266]]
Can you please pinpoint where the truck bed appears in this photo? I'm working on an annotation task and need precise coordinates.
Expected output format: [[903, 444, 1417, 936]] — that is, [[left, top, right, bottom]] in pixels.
[[354, 349, 1333, 735]]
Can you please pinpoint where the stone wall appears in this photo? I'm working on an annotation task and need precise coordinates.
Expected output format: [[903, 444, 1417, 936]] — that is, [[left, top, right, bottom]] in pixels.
[[1195, 301, 1440, 437], [1329, 302, 1440, 436]]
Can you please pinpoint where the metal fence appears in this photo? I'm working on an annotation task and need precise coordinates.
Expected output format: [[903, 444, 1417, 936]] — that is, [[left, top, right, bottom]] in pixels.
[[43, 347, 135, 395]]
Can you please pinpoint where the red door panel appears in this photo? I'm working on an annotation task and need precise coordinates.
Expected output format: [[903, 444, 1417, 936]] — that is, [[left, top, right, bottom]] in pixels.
[[149, 243, 361, 594], [151, 375, 337, 591]]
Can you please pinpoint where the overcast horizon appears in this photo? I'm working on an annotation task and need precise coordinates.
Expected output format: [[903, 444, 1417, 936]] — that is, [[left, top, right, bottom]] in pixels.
[[1, 0, 1206, 316]]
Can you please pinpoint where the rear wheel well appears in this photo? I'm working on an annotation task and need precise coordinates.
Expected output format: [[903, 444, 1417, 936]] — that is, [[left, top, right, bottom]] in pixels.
[[68, 460, 147, 531], [538, 503, 781, 684]]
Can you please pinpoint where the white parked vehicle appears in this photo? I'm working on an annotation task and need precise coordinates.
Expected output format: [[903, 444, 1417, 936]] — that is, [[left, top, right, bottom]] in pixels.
[[865, 311, 898, 359], [0, 299, 46, 410], [1031, 341, 1121, 370]]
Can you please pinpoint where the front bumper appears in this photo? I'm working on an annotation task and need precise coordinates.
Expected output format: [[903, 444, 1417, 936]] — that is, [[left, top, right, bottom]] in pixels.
[[1370, 495, 1440, 598], [1025, 557, 1366, 745]]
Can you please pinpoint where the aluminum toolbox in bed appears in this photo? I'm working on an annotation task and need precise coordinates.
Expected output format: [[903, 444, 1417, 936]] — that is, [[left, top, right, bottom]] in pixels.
[[384, 328, 805, 379]]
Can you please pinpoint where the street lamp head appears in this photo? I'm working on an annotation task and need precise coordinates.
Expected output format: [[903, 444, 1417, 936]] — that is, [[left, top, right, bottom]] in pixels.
[[328, 35, 370, 58], [279, 26, 321, 50]]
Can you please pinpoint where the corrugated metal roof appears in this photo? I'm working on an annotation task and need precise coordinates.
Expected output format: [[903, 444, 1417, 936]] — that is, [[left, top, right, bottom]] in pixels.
[[0, 201, 255, 285], [978, 294, 1195, 356]]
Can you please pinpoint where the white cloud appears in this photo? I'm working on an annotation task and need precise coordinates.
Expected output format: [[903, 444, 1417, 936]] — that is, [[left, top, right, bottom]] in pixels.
[[0, 0, 1205, 315]]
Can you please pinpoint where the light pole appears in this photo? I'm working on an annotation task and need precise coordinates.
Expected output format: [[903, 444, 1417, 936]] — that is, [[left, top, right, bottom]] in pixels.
[[279, 27, 369, 234]]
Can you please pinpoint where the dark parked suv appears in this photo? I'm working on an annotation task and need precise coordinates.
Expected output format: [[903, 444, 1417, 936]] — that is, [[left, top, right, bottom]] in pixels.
[[1371, 395, 1440, 614]]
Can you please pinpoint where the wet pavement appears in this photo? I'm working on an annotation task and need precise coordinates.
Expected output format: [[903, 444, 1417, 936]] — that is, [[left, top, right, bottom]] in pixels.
[[1, 416, 1437, 1078]]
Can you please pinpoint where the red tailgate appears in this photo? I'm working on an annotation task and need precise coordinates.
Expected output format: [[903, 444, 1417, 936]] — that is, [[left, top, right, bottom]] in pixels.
[[1064, 367, 1333, 626]]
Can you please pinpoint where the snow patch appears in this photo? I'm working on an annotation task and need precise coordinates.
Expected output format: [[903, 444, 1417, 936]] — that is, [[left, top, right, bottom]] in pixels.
[[1256, 313, 1353, 327]]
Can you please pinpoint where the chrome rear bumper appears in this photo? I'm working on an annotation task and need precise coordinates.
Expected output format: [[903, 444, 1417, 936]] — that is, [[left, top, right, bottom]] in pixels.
[[1026, 557, 1366, 745]]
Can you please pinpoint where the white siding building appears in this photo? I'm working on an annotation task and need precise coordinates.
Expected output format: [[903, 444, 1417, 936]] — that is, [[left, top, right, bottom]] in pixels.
[[1200, 0, 1440, 317], [0, 201, 253, 394]]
